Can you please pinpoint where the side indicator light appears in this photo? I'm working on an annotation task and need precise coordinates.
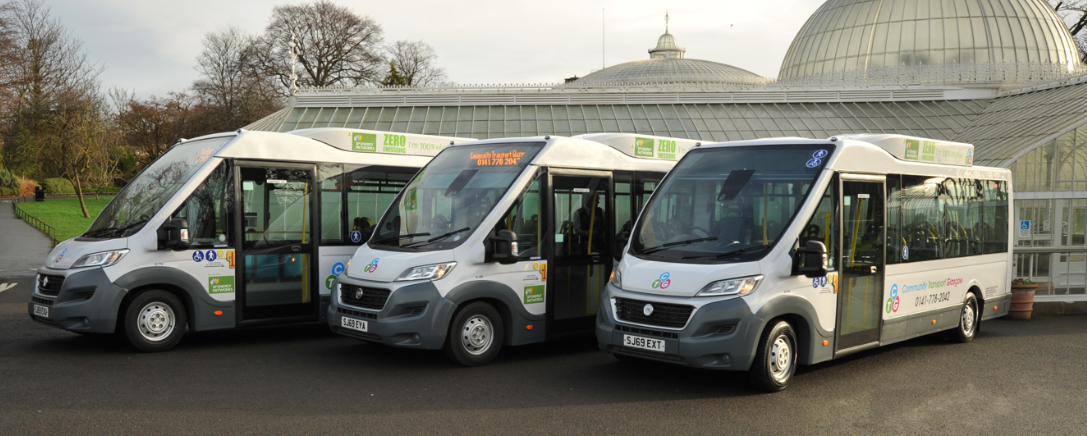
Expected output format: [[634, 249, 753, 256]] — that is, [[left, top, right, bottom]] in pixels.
[[993, 306, 998, 311], [214, 311, 223, 316], [526, 325, 533, 330], [931, 319, 937, 325], [822, 340, 829, 346]]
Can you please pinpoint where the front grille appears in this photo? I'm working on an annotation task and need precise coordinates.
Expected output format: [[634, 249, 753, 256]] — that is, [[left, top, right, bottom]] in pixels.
[[337, 307, 377, 320], [615, 324, 679, 339], [37, 274, 64, 296], [340, 285, 391, 310], [614, 298, 694, 329], [611, 345, 688, 364], [31, 297, 54, 306]]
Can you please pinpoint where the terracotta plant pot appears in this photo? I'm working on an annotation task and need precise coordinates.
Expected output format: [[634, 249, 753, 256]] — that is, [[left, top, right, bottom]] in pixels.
[[1009, 284, 1038, 320]]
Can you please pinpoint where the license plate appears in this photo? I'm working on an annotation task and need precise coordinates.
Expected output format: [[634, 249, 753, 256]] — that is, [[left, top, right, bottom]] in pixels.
[[33, 304, 49, 318], [623, 334, 665, 352], [341, 316, 368, 332]]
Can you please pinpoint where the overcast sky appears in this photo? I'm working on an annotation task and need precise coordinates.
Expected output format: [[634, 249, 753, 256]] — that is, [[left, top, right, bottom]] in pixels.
[[48, 0, 828, 97]]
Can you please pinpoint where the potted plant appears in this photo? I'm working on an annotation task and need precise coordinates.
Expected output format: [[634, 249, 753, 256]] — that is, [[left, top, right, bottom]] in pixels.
[[1009, 278, 1038, 320]]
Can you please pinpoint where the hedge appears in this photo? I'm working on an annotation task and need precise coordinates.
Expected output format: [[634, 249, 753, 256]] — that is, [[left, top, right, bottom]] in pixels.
[[40, 178, 76, 194]]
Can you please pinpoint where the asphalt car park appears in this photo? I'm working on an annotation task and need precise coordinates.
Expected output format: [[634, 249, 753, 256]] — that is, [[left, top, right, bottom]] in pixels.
[[1, 280, 1085, 435]]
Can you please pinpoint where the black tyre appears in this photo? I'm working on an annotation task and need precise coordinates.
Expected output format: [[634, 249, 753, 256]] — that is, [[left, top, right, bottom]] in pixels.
[[948, 292, 979, 343], [748, 320, 797, 392], [122, 290, 187, 352], [444, 302, 504, 367]]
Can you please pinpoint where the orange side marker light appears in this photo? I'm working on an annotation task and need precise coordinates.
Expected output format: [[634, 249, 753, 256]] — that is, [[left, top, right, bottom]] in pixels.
[[526, 325, 533, 330], [993, 306, 998, 311], [931, 319, 937, 325], [822, 340, 829, 346], [214, 311, 223, 316]]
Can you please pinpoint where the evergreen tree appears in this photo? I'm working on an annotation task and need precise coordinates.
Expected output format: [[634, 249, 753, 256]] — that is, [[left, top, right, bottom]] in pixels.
[[381, 61, 407, 87]]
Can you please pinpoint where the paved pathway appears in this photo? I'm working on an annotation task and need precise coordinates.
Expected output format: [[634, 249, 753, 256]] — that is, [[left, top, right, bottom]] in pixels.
[[0, 199, 51, 280]]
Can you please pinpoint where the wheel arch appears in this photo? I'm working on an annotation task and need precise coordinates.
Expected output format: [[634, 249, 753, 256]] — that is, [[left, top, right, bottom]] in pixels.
[[441, 280, 546, 347], [748, 294, 834, 367]]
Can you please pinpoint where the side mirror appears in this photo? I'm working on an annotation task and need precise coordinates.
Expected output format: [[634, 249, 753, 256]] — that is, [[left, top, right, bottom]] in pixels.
[[794, 240, 828, 278], [488, 229, 518, 264], [157, 218, 191, 251]]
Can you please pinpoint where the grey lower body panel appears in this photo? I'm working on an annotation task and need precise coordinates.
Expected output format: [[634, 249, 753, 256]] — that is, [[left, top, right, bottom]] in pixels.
[[27, 268, 126, 334]]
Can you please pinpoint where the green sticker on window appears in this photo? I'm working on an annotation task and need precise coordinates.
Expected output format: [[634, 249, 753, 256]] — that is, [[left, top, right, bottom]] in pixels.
[[352, 133, 377, 152], [523, 285, 545, 304], [208, 275, 235, 294], [634, 137, 655, 157]]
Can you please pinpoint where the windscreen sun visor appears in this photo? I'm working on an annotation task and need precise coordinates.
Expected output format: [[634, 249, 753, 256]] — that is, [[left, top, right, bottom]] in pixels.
[[717, 169, 755, 202], [444, 169, 479, 197]]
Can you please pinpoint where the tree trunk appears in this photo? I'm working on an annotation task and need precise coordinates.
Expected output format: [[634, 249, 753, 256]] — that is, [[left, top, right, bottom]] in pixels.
[[74, 175, 90, 219]]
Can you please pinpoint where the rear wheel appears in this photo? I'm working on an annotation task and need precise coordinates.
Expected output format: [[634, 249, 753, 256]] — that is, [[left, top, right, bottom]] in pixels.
[[122, 290, 187, 352], [444, 302, 504, 367], [948, 293, 979, 343], [748, 320, 797, 392]]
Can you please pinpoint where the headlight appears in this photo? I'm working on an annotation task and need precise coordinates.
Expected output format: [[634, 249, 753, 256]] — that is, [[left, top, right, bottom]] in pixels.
[[396, 262, 457, 281], [610, 269, 622, 288], [696, 275, 762, 297], [71, 250, 130, 268]]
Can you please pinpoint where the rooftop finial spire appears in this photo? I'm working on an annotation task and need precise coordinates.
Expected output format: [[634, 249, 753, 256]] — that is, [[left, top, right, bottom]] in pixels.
[[665, 10, 669, 34]]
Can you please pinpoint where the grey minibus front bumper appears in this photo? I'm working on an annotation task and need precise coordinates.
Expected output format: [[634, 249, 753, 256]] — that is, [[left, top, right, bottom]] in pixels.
[[27, 267, 126, 334], [328, 277, 453, 349], [595, 284, 760, 371]]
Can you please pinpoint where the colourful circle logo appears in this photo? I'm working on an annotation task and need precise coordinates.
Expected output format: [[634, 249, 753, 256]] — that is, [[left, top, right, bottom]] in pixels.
[[885, 284, 900, 313], [652, 272, 672, 289], [366, 258, 379, 273]]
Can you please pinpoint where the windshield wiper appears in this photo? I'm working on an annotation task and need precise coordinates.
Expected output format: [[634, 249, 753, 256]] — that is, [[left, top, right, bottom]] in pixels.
[[640, 236, 717, 255], [372, 232, 431, 245], [713, 244, 771, 259], [402, 227, 471, 248]]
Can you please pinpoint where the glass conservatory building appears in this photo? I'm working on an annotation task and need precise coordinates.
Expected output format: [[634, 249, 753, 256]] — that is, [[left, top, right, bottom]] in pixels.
[[248, 0, 1087, 300]]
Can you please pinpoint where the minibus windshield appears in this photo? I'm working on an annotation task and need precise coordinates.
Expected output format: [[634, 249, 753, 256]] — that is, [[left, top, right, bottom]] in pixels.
[[630, 144, 833, 262], [83, 137, 231, 239], [370, 142, 544, 251]]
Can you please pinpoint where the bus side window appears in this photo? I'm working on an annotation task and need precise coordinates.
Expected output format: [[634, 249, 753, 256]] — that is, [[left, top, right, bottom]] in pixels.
[[173, 160, 233, 248], [319, 163, 344, 244], [800, 174, 837, 270], [901, 175, 942, 261], [345, 165, 413, 244], [494, 169, 541, 260]]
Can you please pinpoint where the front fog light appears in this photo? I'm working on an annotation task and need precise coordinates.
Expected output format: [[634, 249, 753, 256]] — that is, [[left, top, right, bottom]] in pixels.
[[696, 275, 763, 297], [71, 250, 130, 268], [396, 262, 457, 281]]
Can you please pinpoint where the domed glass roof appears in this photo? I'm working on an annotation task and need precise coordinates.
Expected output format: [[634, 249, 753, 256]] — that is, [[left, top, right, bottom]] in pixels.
[[571, 28, 766, 86], [778, 0, 1081, 81]]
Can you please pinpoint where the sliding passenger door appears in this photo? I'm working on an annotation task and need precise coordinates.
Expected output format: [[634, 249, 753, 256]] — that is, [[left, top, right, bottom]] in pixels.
[[547, 170, 612, 334], [835, 175, 886, 352]]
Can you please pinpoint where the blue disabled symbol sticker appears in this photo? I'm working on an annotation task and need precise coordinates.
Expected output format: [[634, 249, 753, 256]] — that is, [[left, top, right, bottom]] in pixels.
[[332, 262, 346, 276], [205, 250, 217, 262], [192, 251, 204, 262], [350, 230, 363, 243], [813, 149, 828, 159], [806, 158, 822, 168]]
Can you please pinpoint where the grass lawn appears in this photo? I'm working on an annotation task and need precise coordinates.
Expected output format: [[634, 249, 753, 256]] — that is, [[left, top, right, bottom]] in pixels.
[[16, 197, 114, 242]]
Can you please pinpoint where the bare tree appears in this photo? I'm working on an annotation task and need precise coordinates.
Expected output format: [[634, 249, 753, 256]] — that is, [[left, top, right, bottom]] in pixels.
[[115, 92, 203, 162], [42, 92, 117, 217], [192, 27, 281, 130], [385, 40, 447, 87], [250, 0, 384, 94], [1050, 1, 1087, 62], [0, 0, 101, 176]]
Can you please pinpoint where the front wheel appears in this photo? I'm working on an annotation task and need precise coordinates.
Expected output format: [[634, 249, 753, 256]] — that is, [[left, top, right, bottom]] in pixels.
[[948, 293, 979, 343], [748, 320, 797, 392], [122, 290, 187, 352], [444, 302, 504, 367]]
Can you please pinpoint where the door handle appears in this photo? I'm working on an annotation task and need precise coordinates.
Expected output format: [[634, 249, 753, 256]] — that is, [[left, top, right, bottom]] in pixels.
[[591, 255, 601, 263], [870, 266, 877, 274], [291, 245, 302, 253]]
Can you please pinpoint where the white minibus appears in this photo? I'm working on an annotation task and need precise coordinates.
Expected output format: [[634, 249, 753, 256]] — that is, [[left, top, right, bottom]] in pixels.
[[27, 128, 471, 351], [328, 134, 697, 366], [596, 134, 1012, 391]]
